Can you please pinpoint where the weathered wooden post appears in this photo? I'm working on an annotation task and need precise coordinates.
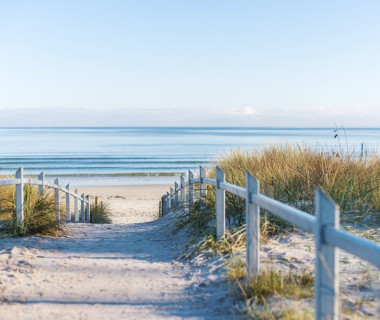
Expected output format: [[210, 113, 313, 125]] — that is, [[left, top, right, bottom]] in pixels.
[[86, 195, 91, 223], [315, 188, 339, 320], [81, 193, 85, 222], [95, 196, 99, 208], [38, 171, 45, 196], [15, 167, 24, 224], [199, 166, 206, 210], [246, 171, 260, 282], [66, 184, 71, 223], [159, 197, 163, 217], [174, 182, 179, 208], [74, 189, 79, 222], [166, 192, 170, 214], [180, 175, 185, 207], [215, 166, 225, 238], [170, 187, 174, 210], [188, 170, 194, 206], [54, 178, 60, 220]]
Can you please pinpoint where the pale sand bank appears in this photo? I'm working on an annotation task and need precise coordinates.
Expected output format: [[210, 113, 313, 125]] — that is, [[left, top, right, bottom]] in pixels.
[[76, 185, 171, 224], [0, 185, 236, 320]]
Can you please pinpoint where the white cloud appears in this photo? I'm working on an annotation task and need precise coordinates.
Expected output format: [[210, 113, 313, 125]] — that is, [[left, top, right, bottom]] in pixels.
[[223, 107, 257, 116]]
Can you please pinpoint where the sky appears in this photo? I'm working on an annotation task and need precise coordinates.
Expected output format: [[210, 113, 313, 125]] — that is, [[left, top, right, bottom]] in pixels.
[[0, 0, 379, 127]]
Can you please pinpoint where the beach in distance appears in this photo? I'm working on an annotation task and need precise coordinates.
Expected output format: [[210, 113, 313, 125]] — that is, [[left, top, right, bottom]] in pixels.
[[0, 127, 379, 186]]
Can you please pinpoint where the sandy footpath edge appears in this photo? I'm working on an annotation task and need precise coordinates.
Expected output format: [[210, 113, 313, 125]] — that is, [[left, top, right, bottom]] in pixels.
[[0, 185, 238, 320]]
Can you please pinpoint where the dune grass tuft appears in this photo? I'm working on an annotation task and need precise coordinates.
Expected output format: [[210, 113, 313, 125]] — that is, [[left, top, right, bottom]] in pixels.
[[91, 201, 112, 224], [0, 184, 65, 237]]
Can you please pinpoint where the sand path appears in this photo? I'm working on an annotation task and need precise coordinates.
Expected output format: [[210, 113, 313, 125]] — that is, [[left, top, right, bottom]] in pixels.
[[0, 185, 235, 320], [0, 217, 234, 319]]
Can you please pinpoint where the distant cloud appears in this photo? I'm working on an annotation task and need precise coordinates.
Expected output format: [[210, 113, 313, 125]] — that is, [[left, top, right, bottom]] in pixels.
[[223, 107, 257, 116]]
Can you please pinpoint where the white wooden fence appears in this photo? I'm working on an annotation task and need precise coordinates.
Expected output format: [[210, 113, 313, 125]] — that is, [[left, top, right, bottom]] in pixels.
[[0, 167, 91, 223], [160, 166, 380, 320]]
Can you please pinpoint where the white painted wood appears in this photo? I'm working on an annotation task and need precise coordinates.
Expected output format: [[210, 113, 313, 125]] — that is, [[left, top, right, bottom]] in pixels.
[[74, 189, 79, 222], [246, 171, 260, 282], [199, 166, 207, 210], [215, 166, 225, 238], [54, 178, 60, 220], [81, 193, 85, 222], [252, 194, 315, 233], [86, 195, 91, 223], [170, 187, 174, 210], [174, 182, 179, 207], [180, 175, 185, 205], [202, 177, 216, 187], [324, 226, 380, 268], [188, 170, 194, 206], [315, 188, 339, 320], [66, 184, 71, 223], [15, 167, 24, 223], [38, 172, 45, 196], [219, 181, 246, 198], [0, 179, 19, 186]]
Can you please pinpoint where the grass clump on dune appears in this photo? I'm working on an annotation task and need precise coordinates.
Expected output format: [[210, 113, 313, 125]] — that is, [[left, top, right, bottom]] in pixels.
[[91, 201, 112, 224], [176, 145, 379, 242], [0, 184, 65, 237]]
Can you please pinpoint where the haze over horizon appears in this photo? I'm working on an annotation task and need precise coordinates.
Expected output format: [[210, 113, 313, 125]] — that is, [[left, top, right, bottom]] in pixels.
[[1, 1, 379, 127]]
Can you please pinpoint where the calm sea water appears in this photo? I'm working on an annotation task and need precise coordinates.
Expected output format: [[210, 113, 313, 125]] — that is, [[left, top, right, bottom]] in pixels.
[[0, 127, 379, 186]]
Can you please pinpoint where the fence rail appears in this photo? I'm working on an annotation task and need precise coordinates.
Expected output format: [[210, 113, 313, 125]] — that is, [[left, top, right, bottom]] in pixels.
[[0, 167, 91, 224], [160, 165, 380, 320]]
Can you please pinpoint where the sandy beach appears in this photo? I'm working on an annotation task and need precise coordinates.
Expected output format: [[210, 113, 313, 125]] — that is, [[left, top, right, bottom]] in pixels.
[[1, 184, 379, 319], [0, 184, 236, 320]]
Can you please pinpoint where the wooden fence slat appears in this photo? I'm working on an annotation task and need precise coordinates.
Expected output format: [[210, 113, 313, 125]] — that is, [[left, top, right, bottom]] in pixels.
[[81, 193, 85, 222], [38, 171, 45, 196], [86, 195, 91, 223], [215, 166, 225, 238], [174, 182, 179, 208], [246, 171, 260, 282], [315, 188, 339, 320], [15, 167, 24, 223], [54, 178, 60, 220], [66, 184, 71, 223], [188, 170, 194, 208], [74, 189, 79, 222], [180, 175, 185, 206], [199, 166, 206, 210]]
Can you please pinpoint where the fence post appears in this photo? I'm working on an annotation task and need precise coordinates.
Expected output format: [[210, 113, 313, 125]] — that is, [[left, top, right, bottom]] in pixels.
[[166, 192, 170, 213], [74, 189, 79, 222], [38, 171, 45, 196], [54, 178, 60, 220], [174, 182, 179, 208], [199, 166, 206, 210], [315, 188, 339, 320], [15, 167, 24, 224], [246, 171, 260, 282], [81, 193, 85, 222], [170, 188, 174, 210], [180, 175, 185, 208], [66, 184, 71, 223], [86, 195, 91, 223], [188, 170, 194, 208], [215, 166, 225, 238]]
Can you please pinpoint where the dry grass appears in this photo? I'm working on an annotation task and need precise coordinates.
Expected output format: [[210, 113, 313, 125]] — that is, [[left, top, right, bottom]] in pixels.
[[214, 145, 379, 225], [91, 201, 112, 224], [0, 184, 65, 237], [228, 258, 314, 319]]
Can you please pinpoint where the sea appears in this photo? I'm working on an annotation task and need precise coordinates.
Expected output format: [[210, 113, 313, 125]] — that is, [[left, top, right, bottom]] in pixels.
[[0, 127, 379, 186]]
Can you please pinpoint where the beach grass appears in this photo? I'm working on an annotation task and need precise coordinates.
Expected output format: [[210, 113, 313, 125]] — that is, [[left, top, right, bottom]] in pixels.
[[91, 201, 112, 224], [0, 184, 65, 237]]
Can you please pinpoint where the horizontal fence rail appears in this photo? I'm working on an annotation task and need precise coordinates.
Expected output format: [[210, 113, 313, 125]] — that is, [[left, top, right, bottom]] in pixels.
[[0, 167, 92, 224], [160, 165, 380, 320]]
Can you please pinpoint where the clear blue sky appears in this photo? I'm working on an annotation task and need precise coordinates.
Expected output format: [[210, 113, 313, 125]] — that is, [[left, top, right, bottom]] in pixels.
[[1, 1, 379, 126]]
